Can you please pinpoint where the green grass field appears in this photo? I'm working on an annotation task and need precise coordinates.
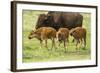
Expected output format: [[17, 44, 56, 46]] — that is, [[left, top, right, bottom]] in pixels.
[[22, 10, 91, 63]]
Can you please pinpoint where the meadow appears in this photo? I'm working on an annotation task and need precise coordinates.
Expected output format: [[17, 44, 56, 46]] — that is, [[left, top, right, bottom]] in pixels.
[[22, 10, 91, 63]]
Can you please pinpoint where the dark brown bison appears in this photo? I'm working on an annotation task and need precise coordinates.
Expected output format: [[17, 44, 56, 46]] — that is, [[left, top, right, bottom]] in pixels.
[[28, 27, 57, 50], [56, 28, 69, 52], [36, 11, 83, 31], [70, 27, 86, 51]]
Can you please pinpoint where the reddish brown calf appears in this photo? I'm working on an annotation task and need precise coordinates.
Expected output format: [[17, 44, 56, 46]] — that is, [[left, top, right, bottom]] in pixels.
[[28, 27, 57, 50], [56, 28, 69, 52], [70, 27, 86, 51]]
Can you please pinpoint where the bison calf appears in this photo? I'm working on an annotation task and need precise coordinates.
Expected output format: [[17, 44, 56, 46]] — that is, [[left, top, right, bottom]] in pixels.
[[70, 27, 86, 51], [28, 27, 57, 50], [56, 28, 69, 52]]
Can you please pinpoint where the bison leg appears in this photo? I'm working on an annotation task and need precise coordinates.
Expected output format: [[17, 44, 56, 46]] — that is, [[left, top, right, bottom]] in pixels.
[[66, 39, 69, 51], [45, 39, 48, 49], [84, 38, 86, 48], [56, 36, 60, 48], [82, 38, 86, 50], [51, 38, 56, 50], [40, 40, 43, 49], [64, 40, 67, 53], [59, 41, 61, 47], [76, 39, 80, 52], [80, 39, 82, 48]]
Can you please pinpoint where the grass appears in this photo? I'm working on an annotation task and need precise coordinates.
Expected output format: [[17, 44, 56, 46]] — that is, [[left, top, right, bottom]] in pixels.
[[22, 10, 91, 63]]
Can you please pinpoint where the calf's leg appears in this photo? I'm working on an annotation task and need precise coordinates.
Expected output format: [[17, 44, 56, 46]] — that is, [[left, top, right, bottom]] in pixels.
[[45, 39, 48, 49], [76, 39, 80, 52], [40, 40, 43, 49], [64, 40, 67, 53], [51, 38, 56, 50]]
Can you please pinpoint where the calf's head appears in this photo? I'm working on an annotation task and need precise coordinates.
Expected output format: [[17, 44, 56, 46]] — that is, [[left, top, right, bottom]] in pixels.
[[56, 32, 63, 42], [28, 29, 36, 39]]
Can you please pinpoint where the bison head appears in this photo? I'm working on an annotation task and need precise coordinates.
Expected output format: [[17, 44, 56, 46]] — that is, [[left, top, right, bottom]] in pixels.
[[28, 29, 37, 39], [35, 14, 48, 29]]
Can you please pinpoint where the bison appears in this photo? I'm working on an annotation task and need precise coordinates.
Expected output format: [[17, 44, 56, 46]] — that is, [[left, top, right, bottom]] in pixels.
[[36, 11, 83, 31], [56, 28, 69, 52], [28, 27, 57, 50], [70, 27, 86, 51]]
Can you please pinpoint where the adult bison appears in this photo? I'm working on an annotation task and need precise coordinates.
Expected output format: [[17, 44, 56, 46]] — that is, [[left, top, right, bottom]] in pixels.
[[35, 11, 83, 31]]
